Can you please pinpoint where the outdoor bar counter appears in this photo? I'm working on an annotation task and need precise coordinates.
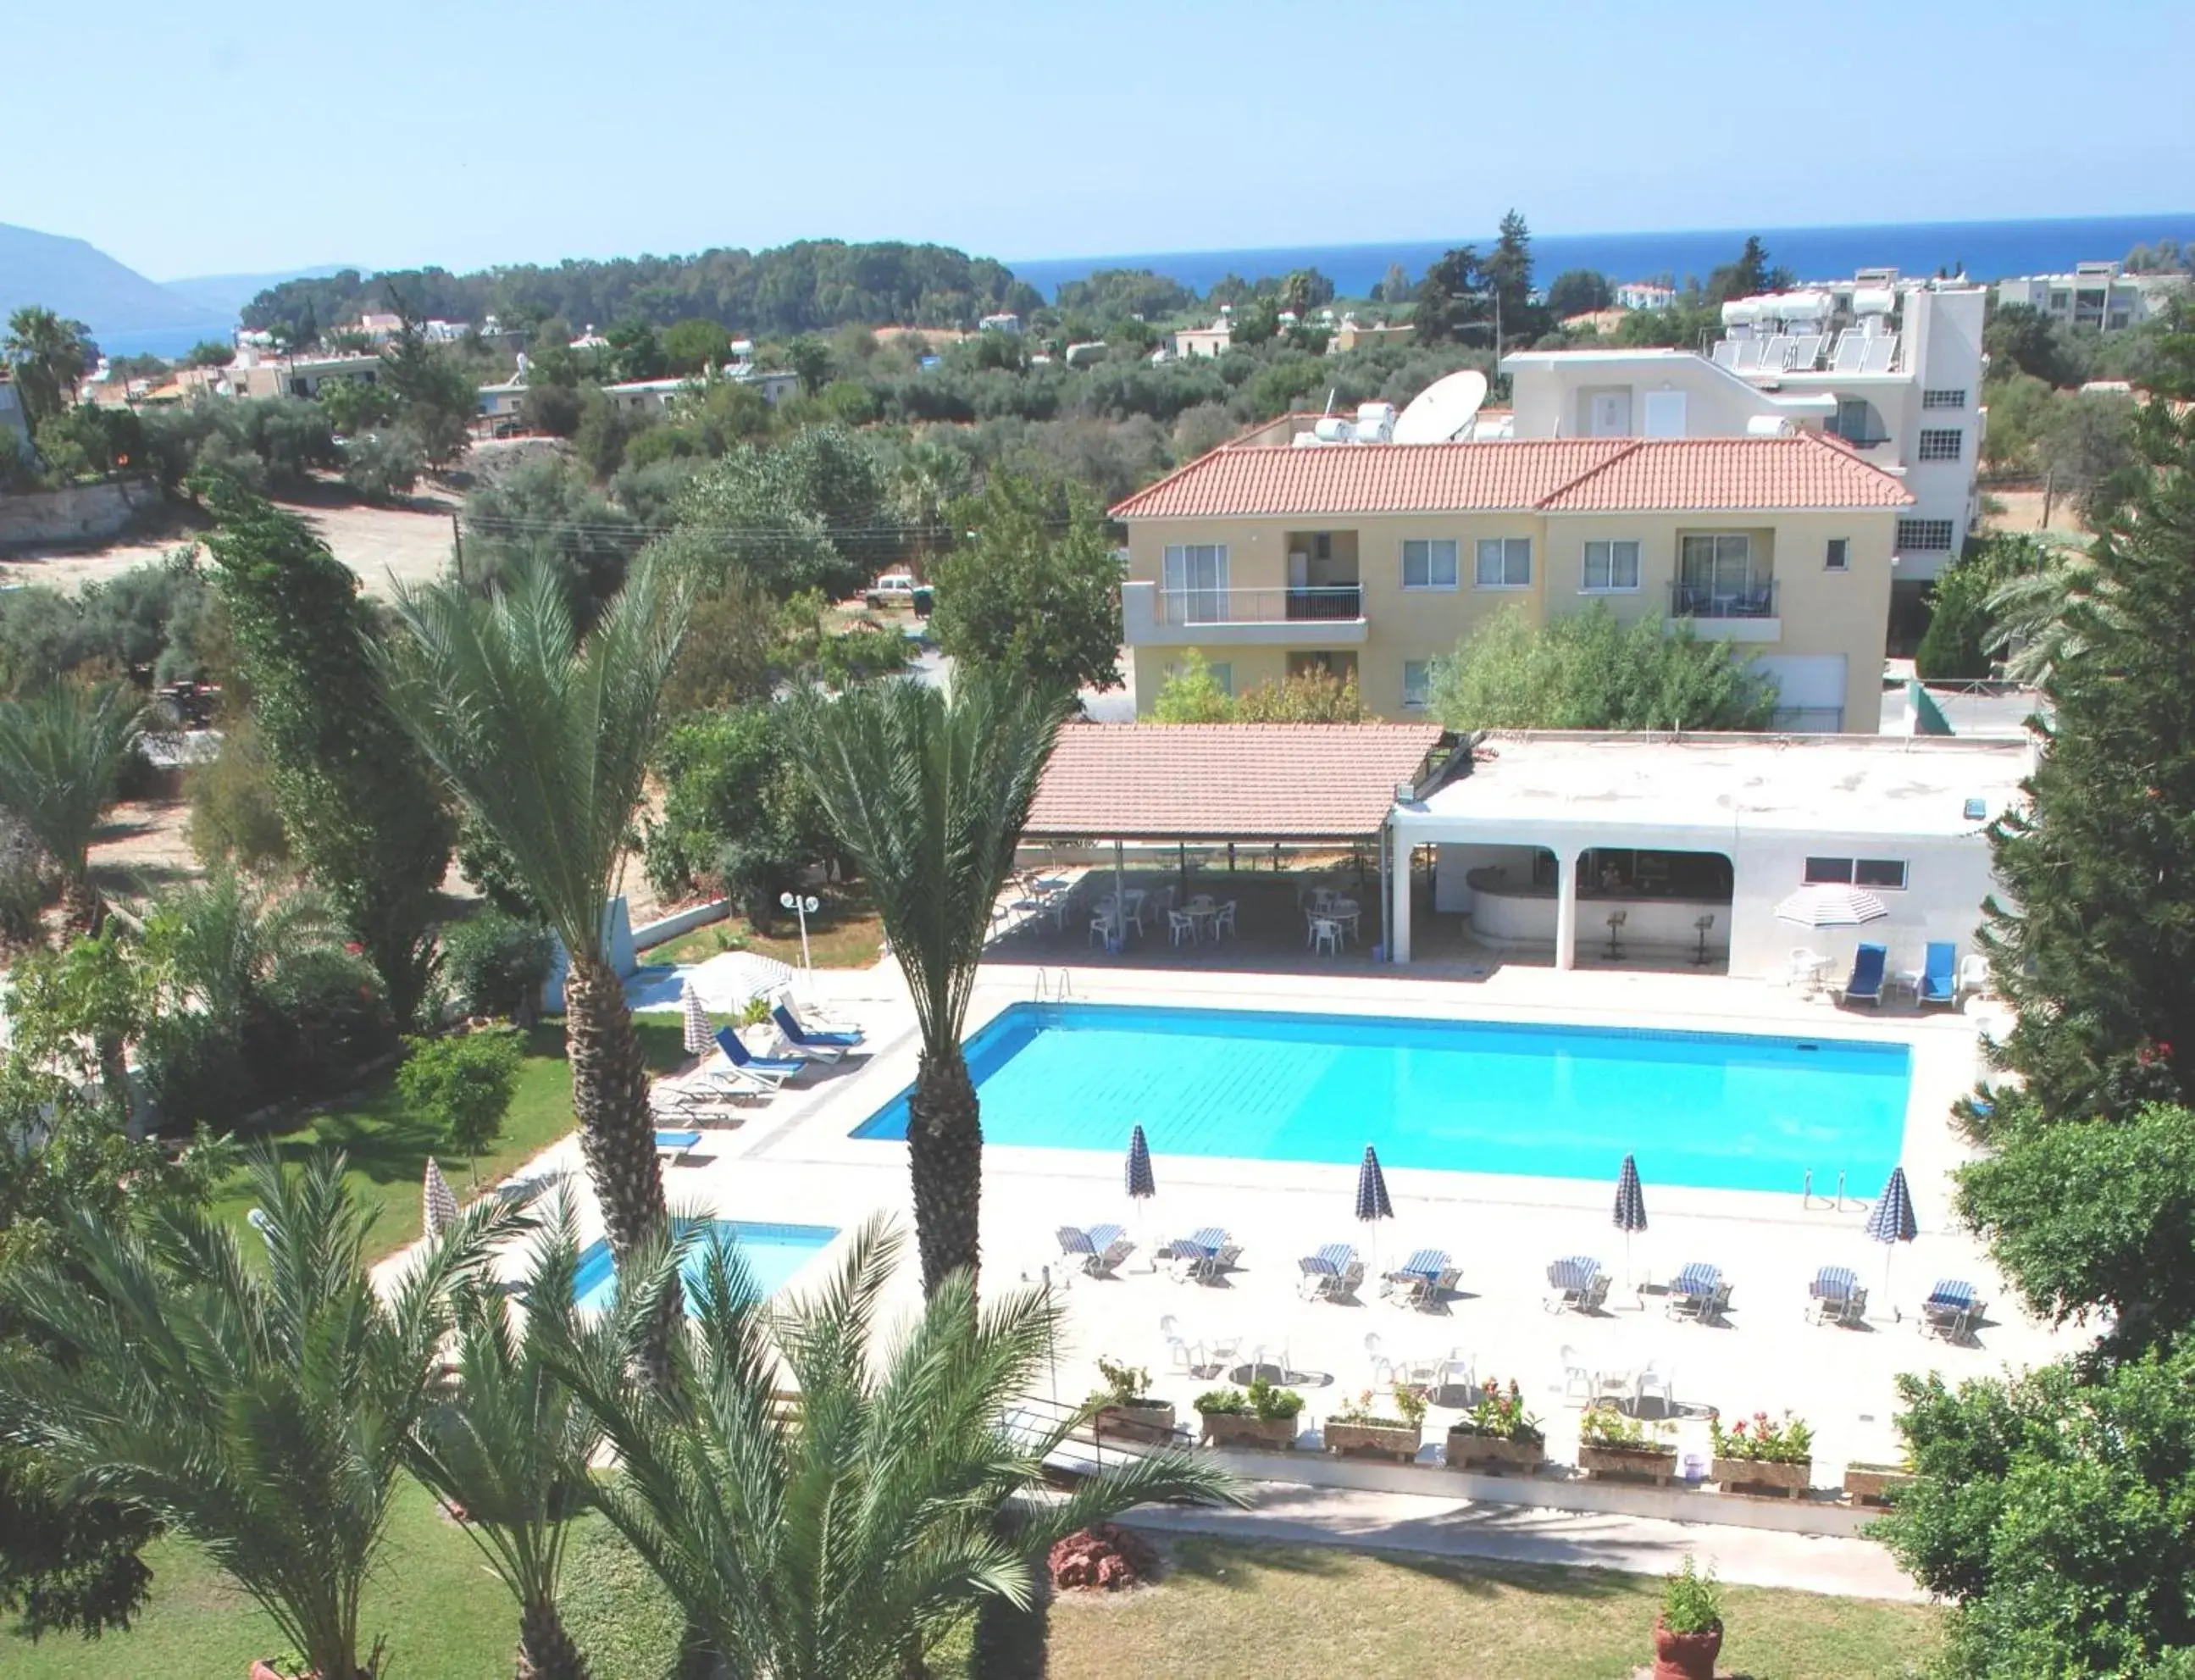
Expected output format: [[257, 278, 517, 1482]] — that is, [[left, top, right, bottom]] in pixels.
[[1465, 867, 1732, 956]]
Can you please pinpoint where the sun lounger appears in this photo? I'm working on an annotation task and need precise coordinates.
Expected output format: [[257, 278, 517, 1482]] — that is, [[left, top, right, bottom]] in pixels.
[[773, 1002, 863, 1053], [1665, 1262, 1729, 1322], [1544, 1256, 1610, 1315], [653, 1128, 704, 1163], [1056, 1223, 1134, 1280], [1835, 942, 1887, 1007], [1920, 1278, 1984, 1343], [1296, 1242, 1364, 1302], [1919, 942, 1958, 1006], [1808, 1264, 1869, 1327], [715, 1025, 807, 1080], [1164, 1226, 1235, 1284], [1382, 1247, 1457, 1310]]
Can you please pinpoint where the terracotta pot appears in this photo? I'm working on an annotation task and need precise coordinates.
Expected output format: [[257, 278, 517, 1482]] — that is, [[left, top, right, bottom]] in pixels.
[[1843, 1463, 1915, 1506], [1197, 1410, 1298, 1450], [1712, 1455, 1813, 1497], [1445, 1428, 1544, 1475], [1652, 1616, 1724, 1680], [1578, 1441, 1677, 1485], [1093, 1400, 1177, 1444], [251, 1664, 302, 1680]]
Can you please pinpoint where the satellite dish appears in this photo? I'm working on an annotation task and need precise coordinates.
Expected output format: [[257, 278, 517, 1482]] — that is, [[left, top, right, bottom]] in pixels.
[[1393, 369, 1488, 444]]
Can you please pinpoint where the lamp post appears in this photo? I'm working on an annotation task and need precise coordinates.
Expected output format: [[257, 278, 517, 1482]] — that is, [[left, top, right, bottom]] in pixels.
[[779, 891, 819, 978]]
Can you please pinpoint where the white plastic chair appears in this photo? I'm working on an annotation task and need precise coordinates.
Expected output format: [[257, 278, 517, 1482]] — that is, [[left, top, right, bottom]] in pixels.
[[1364, 1331, 1394, 1389], [1089, 913, 1118, 949], [1310, 918, 1342, 956], [1560, 1344, 1594, 1406], [1635, 1361, 1676, 1417], [1213, 901, 1237, 941], [1168, 908, 1199, 948]]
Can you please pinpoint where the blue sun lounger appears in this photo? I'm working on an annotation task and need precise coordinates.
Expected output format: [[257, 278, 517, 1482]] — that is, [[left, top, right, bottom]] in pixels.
[[1919, 942, 1958, 1006], [773, 1002, 863, 1054], [716, 1025, 807, 1080], [1837, 943, 1887, 1007]]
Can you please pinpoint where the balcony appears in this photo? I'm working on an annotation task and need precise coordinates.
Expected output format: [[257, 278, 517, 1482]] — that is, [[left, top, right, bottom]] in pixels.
[[1121, 581, 1368, 647], [1666, 579, 1780, 642]]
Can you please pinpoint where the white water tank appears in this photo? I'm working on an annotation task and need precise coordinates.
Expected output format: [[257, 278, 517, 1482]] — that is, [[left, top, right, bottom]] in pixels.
[[1745, 415, 1795, 436], [1355, 402, 1397, 441], [1312, 415, 1351, 443], [1721, 298, 1762, 328], [1775, 290, 1832, 322], [1853, 286, 1896, 317]]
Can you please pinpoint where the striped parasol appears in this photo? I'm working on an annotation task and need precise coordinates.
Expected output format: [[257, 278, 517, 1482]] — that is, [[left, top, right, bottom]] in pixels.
[[1774, 884, 1890, 929], [423, 1156, 460, 1239], [1865, 1165, 1918, 1308], [685, 950, 795, 1012], [681, 982, 714, 1057], [1125, 1124, 1156, 1200], [1612, 1154, 1648, 1289], [1355, 1144, 1394, 1278]]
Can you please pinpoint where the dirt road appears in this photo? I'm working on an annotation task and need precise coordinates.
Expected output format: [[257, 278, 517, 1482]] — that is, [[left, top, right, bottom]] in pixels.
[[1, 490, 462, 597]]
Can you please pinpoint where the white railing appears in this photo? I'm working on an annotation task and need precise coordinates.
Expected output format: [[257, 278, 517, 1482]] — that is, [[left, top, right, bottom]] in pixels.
[[1155, 585, 1365, 626]]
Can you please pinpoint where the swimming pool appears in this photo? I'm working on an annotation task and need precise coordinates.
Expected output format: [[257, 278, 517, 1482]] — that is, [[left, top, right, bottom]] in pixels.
[[573, 1219, 840, 1312], [852, 1003, 1910, 1194]]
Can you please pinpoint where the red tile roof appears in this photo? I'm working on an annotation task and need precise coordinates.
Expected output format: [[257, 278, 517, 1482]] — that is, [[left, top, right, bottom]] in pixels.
[[1026, 724, 1445, 841], [1110, 433, 1913, 520]]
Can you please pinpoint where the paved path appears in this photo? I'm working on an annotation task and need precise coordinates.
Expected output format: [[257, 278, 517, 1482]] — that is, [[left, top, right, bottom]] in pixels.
[[1127, 1482, 1924, 1602]]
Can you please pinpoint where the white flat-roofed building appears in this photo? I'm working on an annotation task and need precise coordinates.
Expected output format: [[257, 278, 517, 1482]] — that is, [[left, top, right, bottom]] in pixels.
[[1616, 280, 1677, 311], [1995, 261, 2188, 331], [1502, 275, 1987, 586], [1389, 732, 2028, 979]]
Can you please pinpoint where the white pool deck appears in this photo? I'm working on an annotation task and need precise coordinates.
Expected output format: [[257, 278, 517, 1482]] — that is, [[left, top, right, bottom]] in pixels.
[[441, 952, 2072, 1601]]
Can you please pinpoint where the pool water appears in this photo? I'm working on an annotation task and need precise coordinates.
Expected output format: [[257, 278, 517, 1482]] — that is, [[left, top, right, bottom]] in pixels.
[[852, 1003, 1910, 1195], [573, 1219, 840, 1312]]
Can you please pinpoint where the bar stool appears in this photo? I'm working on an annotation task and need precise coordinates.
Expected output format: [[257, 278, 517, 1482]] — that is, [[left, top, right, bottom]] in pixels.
[[1692, 913, 1716, 966], [1604, 909, 1627, 960]]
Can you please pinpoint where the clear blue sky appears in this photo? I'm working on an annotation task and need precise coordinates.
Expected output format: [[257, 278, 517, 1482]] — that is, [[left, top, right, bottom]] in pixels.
[[14, 0, 2194, 280]]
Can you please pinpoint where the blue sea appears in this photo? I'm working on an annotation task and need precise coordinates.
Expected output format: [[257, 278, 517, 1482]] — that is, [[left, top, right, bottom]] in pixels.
[[1009, 213, 2195, 302]]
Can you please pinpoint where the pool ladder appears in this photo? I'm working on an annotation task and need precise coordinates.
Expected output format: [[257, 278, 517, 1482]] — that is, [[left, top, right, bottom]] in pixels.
[[1032, 968, 1076, 1018], [1801, 1168, 1850, 1211]]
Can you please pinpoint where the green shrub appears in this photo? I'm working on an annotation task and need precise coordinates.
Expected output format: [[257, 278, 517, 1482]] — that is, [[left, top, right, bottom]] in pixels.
[[1661, 1555, 1722, 1634], [185, 719, 291, 871], [395, 1027, 523, 1178], [441, 911, 552, 1023]]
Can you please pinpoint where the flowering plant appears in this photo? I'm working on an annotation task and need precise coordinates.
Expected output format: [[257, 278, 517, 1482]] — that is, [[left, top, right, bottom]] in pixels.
[[1709, 1409, 1814, 1463], [1459, 1377, 1544, 1444], [1330, 1386, 1422, 1430], [1579, 1401, 1675, 1450]]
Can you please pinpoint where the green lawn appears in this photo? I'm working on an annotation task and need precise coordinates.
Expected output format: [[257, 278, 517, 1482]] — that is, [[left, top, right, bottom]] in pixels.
[[210, 1017, 693, 1260], [652, 899, 886, 973], [0, 1503, 1937, 1680]]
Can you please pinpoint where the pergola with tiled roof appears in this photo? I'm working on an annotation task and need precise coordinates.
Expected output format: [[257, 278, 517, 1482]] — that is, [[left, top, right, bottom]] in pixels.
[[1026, 724, 1445, 843]]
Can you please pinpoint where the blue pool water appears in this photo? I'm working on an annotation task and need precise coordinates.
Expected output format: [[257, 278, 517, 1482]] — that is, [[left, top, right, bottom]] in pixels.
[[573, 1219, 840, 1312], [852, 1004, 1910, 1194]]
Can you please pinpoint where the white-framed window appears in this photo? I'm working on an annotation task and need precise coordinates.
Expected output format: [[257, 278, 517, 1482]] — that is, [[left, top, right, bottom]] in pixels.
[[1401, 538, 1459, 590], [1922, 388, 1966, 410], [1401, 660, 1431, 709], [1804, 857, 1909, 890], [1825, 537, 1849, 572], [1582, 539, 1641, 592], [1897, 518, 1956, 552], [1161, 543, 1230, 623], [1917, 429, 1963, 462], [1474, 536, 1531, 588]]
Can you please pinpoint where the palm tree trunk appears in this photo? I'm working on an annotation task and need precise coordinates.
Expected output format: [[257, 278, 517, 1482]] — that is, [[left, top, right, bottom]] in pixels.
[[60, 868, 103, 937], [563, 951, 668, 1258], [515, 1594, 590, 1680], [906, 1043, 982, 1299], [95, 1030, 136, 1139]]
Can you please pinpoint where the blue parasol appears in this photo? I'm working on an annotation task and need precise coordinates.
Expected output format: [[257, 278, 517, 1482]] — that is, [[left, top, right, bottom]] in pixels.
[[1865, 1165, 1918, 1311], [1355, 1144, 1394, 1276], [1613, 1154, 1648, 1289]]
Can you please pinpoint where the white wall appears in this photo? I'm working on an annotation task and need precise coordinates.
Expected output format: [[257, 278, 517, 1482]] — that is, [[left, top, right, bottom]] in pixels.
[[1432, 842, 1547, 912], [1728, 830, 1997, 980]]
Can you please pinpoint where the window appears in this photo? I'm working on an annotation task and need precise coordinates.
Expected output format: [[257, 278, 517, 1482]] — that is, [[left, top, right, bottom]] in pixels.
[[1402, 538, 1459, 590], [1161, 543, 1229, 622], [1313, 532, 1332, 561], [1832, 397, 1886, 446], [1642, 390, 1688, 437], [1401, 660, 1430, 709], [1825, 537, 1850, 572], [1583, 539, 1640, 591], [1474, 536, 1531, 588], [1922, 388, 1966, 410], [1804, 857, 1908, 890], [1679, 533, 1754, 595], [1896, 518, 1956, 552], [1917, 429, 1963, 462]]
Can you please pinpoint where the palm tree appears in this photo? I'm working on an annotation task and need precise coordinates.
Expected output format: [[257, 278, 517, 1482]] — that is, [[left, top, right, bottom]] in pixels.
[[0, 1150, 532, 1680], [143, 865, 371, 1030], [1985, 548, 2116, 690], [379, 556, 690, 1274], [3, 304, 95, 429], [788, 674, 1067, 1300], [0, 679, 146, 934], [406, 1194, 601, 1680], [535, 1217, 1241, 1680]]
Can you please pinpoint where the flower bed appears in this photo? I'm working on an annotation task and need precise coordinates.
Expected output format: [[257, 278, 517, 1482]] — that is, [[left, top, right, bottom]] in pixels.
[[1093, 1400, 1177, 1444], [1709, 1409, 1814, 1496], [1577, 1401, 1677, 1483], [1195, 1378, 1304, 1451], [1324, 1419, 1422, 1461], [1711, 1455, 1813, 1496], [1446, 1428, 1544, 1475], [1843, 1462, 1915, 1506]]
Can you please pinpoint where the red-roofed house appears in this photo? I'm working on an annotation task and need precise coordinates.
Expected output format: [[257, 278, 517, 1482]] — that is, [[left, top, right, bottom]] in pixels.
[[1111, 430, 1915, 733]]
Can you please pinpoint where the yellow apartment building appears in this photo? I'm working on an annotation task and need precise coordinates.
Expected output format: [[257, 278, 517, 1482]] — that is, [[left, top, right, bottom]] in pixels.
[[1111, 432, 1914, 733]]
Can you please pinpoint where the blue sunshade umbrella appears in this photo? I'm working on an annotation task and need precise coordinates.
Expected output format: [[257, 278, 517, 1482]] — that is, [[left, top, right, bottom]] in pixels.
[[1865, 1165, 1918, 1308], [1356, 1144, 1394, 1276], [1613, 1154, 1649, 1289]]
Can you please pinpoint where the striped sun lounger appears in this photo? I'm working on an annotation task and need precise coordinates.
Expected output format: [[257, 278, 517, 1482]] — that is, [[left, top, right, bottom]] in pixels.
[[1809, 1265, 1868, 1326], [1296, 1242, 1362, 1302], [1544, 1256, 1609, 1315]]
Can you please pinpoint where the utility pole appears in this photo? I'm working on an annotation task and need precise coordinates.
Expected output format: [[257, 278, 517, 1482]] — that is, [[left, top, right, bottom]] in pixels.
[[452, 512, 464, 584]]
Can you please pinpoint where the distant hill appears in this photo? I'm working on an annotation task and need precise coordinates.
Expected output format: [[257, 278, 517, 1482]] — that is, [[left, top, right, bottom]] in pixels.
[[0, 223, 230, 351], [160, 264, 358, 322]]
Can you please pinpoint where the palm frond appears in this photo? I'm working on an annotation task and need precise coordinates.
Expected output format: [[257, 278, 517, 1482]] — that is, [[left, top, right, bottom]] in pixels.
[[0, 679, 146, 875]]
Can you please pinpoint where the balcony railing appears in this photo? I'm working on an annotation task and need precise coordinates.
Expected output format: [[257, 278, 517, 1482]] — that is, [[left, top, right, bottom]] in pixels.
[[1156, 585, 1364, 626], [1670, 579, 1778, 619]]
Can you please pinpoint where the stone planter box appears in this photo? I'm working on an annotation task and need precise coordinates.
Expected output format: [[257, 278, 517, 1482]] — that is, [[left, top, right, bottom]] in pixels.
[[1197, 1411, 1298, 1450], [1843, 1463, 1915, 1506], [1577, 1442, 1678, 1485], [1713, 1455, 1814, 1498], [1092, 1400, 1177, 1444], [1445, 1428, 1545, 1476], [1324, 1419, 1422, 1461]]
